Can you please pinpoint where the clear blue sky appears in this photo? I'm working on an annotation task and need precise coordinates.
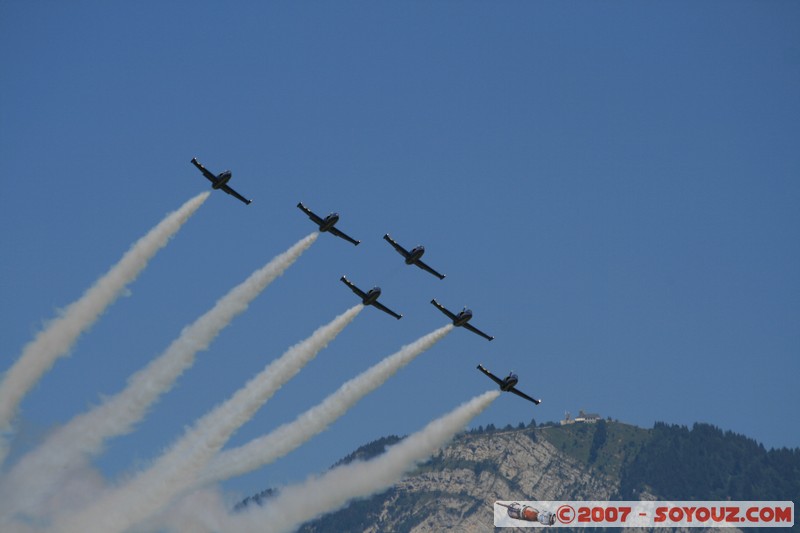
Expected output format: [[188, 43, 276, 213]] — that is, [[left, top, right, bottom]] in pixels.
[[2, 2, 798, 500]]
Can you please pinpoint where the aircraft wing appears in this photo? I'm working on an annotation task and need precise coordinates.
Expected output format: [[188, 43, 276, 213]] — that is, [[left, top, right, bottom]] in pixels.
[[340, 276, 367, 300], [430, 299, 458, 321], [383, 234, 410, 257], [477, 364, 504, 387], [220, 184, 252, 205], [371, 301, 403, 320], [191, 158, 218, 183], [509, 386, 541, 405], [415, 259, 446, 280], [328, 226, 361, 246], [297, 203, 326, 226], [463, 322, 495, 341]]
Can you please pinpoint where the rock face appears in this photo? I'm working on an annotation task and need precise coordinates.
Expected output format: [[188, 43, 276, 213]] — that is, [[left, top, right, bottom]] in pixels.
[[378, 430, 616, 532], [242, 421, 795, 533], [297, 426, 619, 533]]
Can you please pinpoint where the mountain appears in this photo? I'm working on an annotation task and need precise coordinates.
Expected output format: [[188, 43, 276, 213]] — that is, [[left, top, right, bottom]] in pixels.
[[239, 420, 799, 532]]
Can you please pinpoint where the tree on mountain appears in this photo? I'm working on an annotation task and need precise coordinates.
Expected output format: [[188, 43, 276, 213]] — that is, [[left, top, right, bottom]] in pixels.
[[588, 419, 607, 464]]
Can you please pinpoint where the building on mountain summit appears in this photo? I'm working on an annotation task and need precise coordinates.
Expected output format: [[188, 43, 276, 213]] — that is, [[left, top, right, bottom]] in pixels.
[[561, 410, 601, 425]]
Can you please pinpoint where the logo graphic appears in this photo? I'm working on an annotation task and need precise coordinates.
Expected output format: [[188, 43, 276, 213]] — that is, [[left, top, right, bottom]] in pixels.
[[556, 504, 575, 524], [497, 502, 556, 525], [494, 501, 794, 528]]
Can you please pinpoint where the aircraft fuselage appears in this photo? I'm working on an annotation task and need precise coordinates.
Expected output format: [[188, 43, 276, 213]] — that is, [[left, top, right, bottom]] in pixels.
[[363, 287, 382, 305], [501, 374, 519, 391], [454, 309, 473, 327], [406, 245, 425, 264], [320, 213, 340, 232], [212, 171, 232, 189]]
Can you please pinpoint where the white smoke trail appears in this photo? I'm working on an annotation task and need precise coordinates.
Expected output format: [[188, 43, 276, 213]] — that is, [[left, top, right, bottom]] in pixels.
[[217, 390, 500, 533], [0, 232, 318, 524], [0, 192, 209, 462], [53, 304, 362, 533], [155, 488, 227, 533], [197, 324, 454, 487]]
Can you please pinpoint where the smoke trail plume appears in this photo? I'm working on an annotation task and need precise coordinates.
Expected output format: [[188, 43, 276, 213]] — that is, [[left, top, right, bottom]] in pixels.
[[156, 488, 226, 533], [0, 233, 318, 524], [0, 192, 209, 461], [198, 324, 454, 487], [220, 390, 500, 533], [54, 304, 362, 533]]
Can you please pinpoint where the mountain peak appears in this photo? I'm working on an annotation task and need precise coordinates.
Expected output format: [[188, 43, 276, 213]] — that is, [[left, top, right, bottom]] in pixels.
[[238, 420, 799, 532]]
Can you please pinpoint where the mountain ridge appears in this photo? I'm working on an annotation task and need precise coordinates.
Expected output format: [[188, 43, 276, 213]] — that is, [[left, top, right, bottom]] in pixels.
[[238, 419, 798, 532]]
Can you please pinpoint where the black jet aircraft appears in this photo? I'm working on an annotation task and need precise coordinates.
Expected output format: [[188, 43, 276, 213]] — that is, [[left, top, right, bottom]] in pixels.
[[191, 158, 252, 205], [340, 276, 402, 319], [383, 234, 446, 280], [430, 299, 494, 341], [297, 202, 360, 246], [477, 364, 541, 405]]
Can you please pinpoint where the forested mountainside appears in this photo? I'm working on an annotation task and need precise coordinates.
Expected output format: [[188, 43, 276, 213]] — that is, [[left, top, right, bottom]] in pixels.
[[238, 420, 798, 532]]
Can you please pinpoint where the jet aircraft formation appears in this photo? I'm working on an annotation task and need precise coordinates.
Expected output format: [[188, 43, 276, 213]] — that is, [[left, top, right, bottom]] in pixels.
[[191, 157, 541, 406]]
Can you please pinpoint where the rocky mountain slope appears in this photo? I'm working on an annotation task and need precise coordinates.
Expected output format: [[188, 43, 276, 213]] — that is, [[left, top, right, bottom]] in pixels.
[[239, 420, 798, 532]]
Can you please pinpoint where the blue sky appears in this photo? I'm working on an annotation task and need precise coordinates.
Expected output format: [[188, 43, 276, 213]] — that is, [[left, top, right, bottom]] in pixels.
[[1, 2, 798, 500]]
